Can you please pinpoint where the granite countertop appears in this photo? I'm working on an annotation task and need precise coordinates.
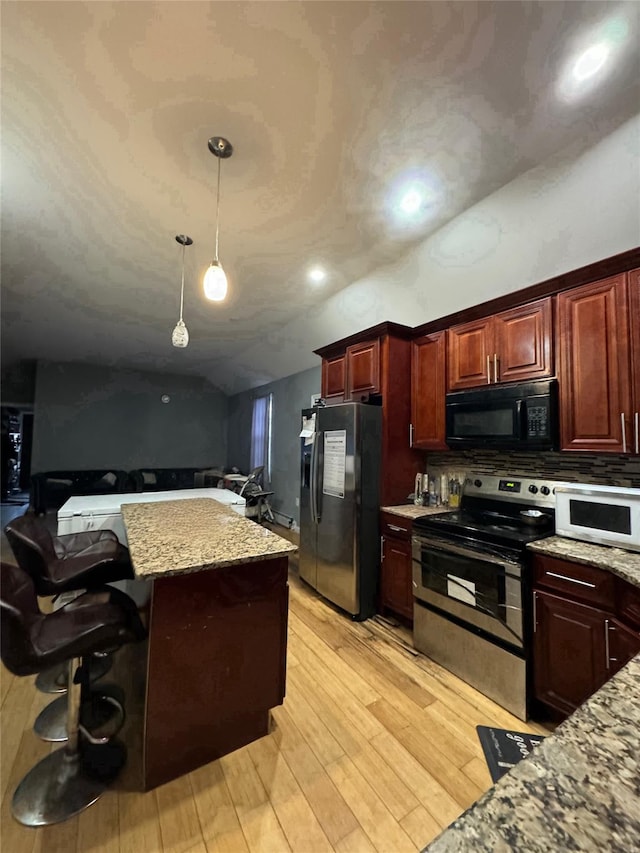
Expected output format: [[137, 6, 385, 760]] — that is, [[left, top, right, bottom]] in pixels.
[[121, 497, 297, 580], [426, 654, 640, 852], [380, 504, 455, 520], [527, 535, 640, 587]]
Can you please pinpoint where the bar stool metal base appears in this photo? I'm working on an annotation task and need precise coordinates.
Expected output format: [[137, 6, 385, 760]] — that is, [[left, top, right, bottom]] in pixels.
[[11, 750, 106, 826], [35, 656, 112, 694], [34, 693, 125, 743]]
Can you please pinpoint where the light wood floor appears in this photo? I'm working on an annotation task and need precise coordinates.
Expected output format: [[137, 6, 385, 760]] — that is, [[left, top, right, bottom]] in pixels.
[[1, 560, 550, 853]]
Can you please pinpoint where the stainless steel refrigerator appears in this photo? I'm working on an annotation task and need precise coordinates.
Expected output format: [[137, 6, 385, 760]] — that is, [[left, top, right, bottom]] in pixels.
[[299, 402, 381, 620]]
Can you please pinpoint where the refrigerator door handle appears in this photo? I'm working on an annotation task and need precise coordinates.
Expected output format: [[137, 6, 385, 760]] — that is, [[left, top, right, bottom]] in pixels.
[[310, 431, 320, 523]]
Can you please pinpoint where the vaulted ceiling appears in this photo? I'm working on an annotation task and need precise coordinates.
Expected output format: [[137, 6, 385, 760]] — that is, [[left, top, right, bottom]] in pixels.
[[2, 1, 638, 394]]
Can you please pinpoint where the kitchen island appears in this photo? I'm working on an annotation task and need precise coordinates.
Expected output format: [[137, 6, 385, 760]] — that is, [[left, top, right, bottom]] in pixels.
[[119, 497, 297, 791]]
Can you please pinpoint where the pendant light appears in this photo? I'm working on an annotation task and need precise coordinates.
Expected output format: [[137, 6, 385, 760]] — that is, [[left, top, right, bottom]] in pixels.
[[203, 136, 233, 302], [172, 234, 193, 348]]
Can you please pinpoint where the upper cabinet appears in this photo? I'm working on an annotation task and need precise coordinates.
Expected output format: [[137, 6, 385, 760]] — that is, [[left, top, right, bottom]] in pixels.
[[557, 271, 639, 454], [447, 298, 553, 391], [411, 331, 448, 450], [320, 340, 380, 403]]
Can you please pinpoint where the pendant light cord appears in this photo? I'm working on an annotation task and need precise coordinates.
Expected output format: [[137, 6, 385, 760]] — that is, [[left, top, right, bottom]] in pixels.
[[179, 240, 185, 321], [215, 154, 221, 262]]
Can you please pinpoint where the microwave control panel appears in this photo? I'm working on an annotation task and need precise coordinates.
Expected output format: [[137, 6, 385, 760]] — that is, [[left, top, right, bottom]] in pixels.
[[527, 405, 548, 437]]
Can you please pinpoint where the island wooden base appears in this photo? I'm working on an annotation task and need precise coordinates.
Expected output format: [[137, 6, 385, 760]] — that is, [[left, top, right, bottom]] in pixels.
[[141, 556, 288, 791]]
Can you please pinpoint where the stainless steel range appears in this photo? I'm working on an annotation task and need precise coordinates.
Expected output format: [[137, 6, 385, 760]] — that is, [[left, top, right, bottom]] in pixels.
[[412, 474, 562, 720]]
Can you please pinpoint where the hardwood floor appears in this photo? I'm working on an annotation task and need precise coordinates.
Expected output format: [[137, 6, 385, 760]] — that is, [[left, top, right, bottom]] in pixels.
[[1, 556, 550, 853]]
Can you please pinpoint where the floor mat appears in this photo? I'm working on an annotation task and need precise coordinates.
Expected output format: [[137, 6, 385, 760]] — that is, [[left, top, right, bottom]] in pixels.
[[476, 725, 546, 783]]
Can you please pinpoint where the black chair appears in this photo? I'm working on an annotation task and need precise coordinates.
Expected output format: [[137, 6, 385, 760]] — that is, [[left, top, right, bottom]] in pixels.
[[1, 561, 146, 826], [4, 512, 136, 739], [239, 467, 275, 524]]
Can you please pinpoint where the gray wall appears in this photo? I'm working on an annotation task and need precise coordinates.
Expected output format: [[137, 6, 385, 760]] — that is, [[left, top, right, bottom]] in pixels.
[[1, 360, 36, 406], [227, 365, 321, 526], [31, 361, 228, 473]]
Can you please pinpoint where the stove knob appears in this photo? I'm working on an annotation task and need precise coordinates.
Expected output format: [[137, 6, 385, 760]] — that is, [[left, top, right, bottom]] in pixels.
[[528, 485, 538, 494], [474, 479, 482, 488], [540, 486, 550, 496]]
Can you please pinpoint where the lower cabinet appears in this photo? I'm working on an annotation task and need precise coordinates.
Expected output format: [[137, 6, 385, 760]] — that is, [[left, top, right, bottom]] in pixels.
[[380, 512, 413, 622], [532, 554, 640, 718]]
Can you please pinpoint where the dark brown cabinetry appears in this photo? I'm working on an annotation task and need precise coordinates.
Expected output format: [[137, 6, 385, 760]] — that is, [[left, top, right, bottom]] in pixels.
[[410, 331, 448, 450], [379, 512, 413, 622], [532, 553, 640, 719], [557, 271, 640, 454], [316, 324, 419, 506], [448, 298, 553, 391]]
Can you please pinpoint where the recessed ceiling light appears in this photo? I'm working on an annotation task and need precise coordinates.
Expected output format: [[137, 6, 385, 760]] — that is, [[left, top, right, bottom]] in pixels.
[[386, 170, 442, 238], [308, 266, 327, 284], [557, 15, 629, 102]]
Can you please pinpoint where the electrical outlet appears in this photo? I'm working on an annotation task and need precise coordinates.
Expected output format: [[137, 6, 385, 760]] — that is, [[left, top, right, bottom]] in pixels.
[[295, 497, 299, 507]]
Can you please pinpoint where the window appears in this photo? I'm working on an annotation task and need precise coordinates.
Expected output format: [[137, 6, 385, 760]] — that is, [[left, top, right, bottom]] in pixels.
[[250, 393, 273, 483]]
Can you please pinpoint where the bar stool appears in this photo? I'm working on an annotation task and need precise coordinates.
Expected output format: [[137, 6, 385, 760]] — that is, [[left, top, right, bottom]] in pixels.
[[4, 513, 136, 738], [1, 561, 146, 826]]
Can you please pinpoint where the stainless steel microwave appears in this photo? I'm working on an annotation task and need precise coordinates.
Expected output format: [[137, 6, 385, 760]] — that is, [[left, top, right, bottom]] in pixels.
[[445, 379, 558, 450], [555, 484, 640, 552]]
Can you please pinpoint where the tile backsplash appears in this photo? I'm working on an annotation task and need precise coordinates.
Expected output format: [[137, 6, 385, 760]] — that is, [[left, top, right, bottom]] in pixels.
[[423, 450, 640, 489]]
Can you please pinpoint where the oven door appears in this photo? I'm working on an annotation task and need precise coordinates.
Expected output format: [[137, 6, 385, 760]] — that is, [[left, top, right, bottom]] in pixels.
[[412, 534, 524, 650]]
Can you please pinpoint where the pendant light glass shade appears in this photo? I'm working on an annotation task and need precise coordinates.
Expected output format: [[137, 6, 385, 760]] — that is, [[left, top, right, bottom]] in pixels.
[[205, 136, 233, 302], [172, 235, 192, 348], [203, 261, 228, 302]]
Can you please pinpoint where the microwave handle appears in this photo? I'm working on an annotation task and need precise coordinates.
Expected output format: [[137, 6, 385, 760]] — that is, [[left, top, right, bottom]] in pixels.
[[516, 399, 525, 439]]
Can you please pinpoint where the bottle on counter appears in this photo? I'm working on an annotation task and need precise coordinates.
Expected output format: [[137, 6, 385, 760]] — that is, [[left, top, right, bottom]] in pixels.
[[448, 475, 461, 509]]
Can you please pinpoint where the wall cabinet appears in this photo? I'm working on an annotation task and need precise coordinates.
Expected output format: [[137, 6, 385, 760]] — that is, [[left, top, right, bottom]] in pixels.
[[379, 512, 413, 622], [320, 340, 380, 403], [410, 331, 448, 450], [532, 553, 640, 719], [448, 297, 553, 391], [557, 271, 640, 454]]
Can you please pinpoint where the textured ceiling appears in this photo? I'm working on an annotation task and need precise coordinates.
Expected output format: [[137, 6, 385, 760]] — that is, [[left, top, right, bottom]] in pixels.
[[2, 1, 639, 394]]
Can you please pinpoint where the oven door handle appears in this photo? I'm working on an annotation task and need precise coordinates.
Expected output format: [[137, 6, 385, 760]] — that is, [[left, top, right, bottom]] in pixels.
[[413, 535, 522, 570]]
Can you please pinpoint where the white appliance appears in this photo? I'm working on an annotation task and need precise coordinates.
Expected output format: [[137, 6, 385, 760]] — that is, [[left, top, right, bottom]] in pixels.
[[555, 484, 640, 552], [57, 488, 246, 544]]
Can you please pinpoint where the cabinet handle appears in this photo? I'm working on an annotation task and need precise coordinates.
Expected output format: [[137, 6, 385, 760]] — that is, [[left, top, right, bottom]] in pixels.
[[380, 536, 385, 562], [604, 618, 611, 670], [493, 353, 498, 383], [409, 423, 414, 447], [388, 523, 408, 533], [486, 355, 491, 384], [545, 570, 596, 589], [635, 412, 639, 455], [533, 591, 537, 633], [621, 413, 627, 453]]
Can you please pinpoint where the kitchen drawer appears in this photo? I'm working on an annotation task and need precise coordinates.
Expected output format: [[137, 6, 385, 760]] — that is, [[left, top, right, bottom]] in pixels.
[[533, 554, 615, 609], [616, 578, 640, 630], [380, 512, 412, 540]]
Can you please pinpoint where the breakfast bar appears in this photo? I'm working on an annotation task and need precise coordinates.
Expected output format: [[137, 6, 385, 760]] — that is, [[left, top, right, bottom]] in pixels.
[[118, 497, 297, 791]]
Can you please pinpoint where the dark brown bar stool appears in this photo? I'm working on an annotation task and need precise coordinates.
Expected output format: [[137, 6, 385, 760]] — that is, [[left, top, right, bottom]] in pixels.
[[4, 512, 137, 740], [1, 561, 146, 826]]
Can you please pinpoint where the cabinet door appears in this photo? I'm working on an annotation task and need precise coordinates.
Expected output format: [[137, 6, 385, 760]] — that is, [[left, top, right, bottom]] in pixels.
[[411, 331, 448, 450], [493, 297, 553, 383], [447, 318, 493, 390], [557, 274, 632, 452], [606, 618, 640, 677], [533, 590, 608, 717], [380, 534, 413, 621], [629, 268, 640, 453], [346, 340, 380, 400], [322, 354, 346, 403]]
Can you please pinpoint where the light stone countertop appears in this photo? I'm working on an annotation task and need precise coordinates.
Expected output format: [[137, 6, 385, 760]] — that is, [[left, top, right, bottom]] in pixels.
[[425, 654, 640, 853], [527, 535, 640, 587], [121, 497, 297, 580], [380, 505, 455, 520]]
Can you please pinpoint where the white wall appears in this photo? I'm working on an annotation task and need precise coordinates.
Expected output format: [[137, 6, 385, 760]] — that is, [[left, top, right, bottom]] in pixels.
[[228, 115, 640, 393]]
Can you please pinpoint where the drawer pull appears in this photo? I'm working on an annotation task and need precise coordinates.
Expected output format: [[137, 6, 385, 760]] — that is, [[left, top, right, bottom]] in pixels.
[[388, 523, 408, 533], [604, 619, 611, 670], [545, 571, 596, 589]]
